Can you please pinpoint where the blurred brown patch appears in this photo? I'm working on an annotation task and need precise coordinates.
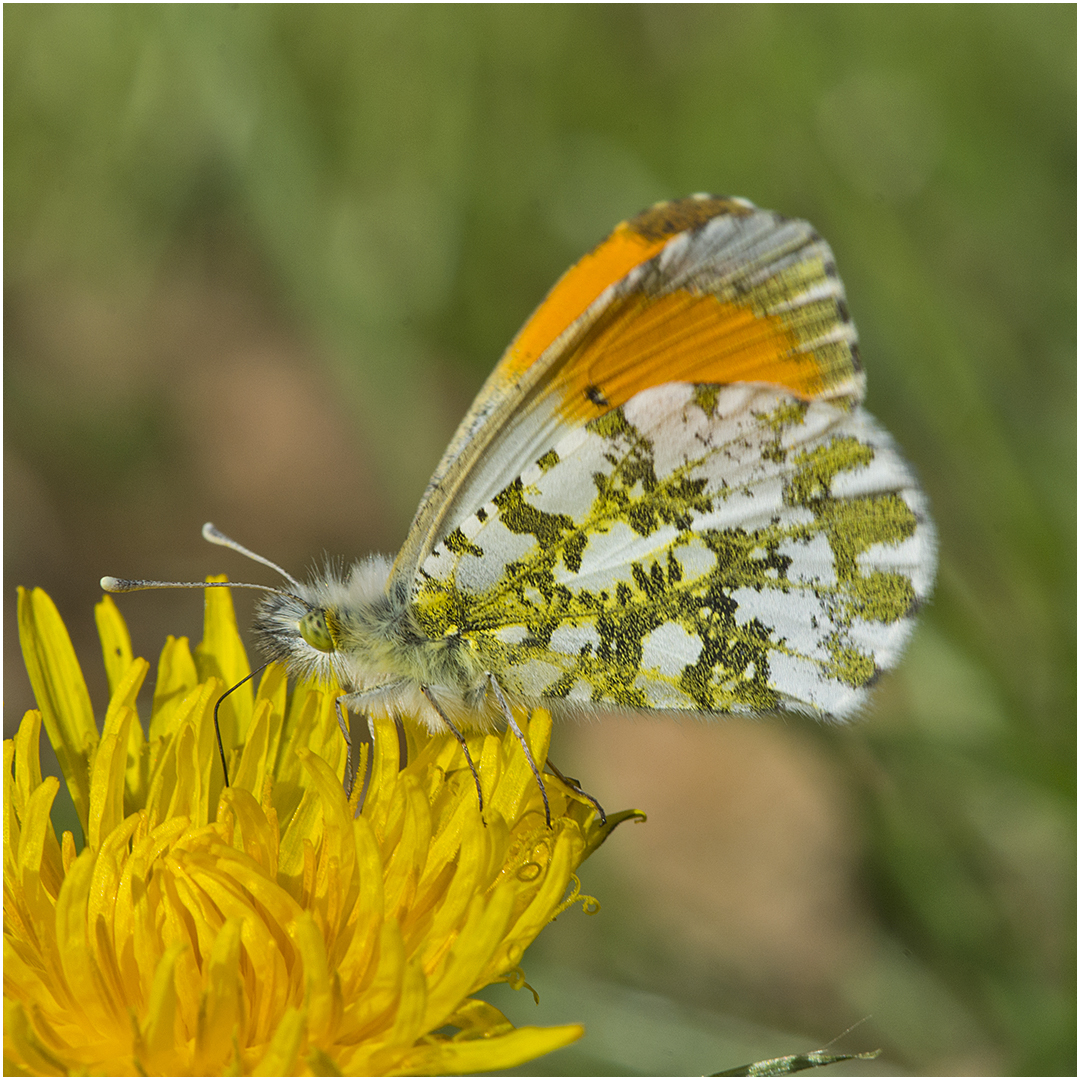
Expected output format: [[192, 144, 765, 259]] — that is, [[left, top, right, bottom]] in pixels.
[[556, 716, 872, 1021], [4, 271, 390, 733]]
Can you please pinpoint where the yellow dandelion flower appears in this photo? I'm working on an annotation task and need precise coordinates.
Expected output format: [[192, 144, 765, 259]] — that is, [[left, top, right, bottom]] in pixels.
[[5, 584, 640, 1076]]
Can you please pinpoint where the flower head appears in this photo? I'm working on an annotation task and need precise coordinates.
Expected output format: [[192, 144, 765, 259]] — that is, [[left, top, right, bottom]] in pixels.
[[5, 584, 639, 1075]]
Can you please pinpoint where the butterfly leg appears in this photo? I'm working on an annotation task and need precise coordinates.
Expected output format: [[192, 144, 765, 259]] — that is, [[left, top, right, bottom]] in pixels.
[[544, 757, 607, 826], [421, 685, 485, 818], [486, 672, 552, 828], [212, 661, 269, 787], [334, 695, 356, 799]]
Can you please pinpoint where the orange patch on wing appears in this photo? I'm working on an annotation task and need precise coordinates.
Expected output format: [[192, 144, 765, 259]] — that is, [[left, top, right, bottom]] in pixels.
[[551, 290, 845, 424], [497, 199, 756, 384], [496, 224, 669, 381]]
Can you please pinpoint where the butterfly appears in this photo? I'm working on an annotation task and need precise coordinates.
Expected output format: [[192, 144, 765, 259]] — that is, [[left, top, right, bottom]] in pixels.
[[105, 195, 937, 824]]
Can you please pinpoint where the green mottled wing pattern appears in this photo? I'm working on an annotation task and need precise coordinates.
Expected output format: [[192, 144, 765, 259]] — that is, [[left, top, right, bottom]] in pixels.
[[413, 382, 935, 719]]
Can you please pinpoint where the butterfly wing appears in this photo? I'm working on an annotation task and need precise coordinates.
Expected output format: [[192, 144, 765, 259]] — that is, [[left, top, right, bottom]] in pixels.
[[412, 382, 935, 719], [392, 196, 866, 579], [391, 194, 934, 718]]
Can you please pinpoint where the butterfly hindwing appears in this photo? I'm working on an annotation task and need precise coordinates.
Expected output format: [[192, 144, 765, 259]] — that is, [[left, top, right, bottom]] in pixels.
[[413, 382, 935, 719]]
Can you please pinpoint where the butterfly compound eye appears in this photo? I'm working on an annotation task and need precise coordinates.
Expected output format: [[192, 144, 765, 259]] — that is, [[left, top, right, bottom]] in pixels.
[[299, 609, 336, 653]]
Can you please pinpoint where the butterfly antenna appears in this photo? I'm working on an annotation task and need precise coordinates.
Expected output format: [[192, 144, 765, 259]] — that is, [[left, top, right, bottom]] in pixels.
[[202, 522, 304, 590], [100, 576, 302, 601], [101, 524, 309, 600]]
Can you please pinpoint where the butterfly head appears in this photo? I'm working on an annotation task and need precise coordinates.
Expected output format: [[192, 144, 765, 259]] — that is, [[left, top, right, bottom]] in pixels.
[[102, 523, 401, 691]]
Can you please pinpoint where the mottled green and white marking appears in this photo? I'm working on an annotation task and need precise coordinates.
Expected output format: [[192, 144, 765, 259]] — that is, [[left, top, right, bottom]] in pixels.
[[415, 383, 935, 718]]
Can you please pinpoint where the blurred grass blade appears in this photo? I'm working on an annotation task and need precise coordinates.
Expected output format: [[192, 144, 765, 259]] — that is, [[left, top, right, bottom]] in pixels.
[[714, 1047, 881, 1076]]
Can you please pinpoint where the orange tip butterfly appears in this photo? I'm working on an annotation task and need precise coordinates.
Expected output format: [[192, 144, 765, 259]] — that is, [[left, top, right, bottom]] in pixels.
[[105, 195, 937, 824]]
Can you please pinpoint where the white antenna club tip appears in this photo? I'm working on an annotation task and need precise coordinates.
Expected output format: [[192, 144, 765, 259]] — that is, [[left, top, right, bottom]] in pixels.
[[101, 576, 121, 591]]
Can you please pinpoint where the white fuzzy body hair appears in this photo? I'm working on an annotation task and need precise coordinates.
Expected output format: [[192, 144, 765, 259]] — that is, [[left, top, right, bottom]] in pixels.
[[252, 555, 505, 734]]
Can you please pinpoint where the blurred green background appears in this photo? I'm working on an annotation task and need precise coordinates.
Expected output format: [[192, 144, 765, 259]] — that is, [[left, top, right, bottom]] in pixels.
[[5, 6, 1074, 1075]]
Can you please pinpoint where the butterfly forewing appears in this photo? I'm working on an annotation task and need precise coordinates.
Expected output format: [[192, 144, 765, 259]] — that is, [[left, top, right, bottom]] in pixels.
[[391, 197, 866, 580]]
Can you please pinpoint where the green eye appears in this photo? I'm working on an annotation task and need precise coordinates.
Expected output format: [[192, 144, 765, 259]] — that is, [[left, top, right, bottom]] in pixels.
[[299, 609, 336, 653]]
